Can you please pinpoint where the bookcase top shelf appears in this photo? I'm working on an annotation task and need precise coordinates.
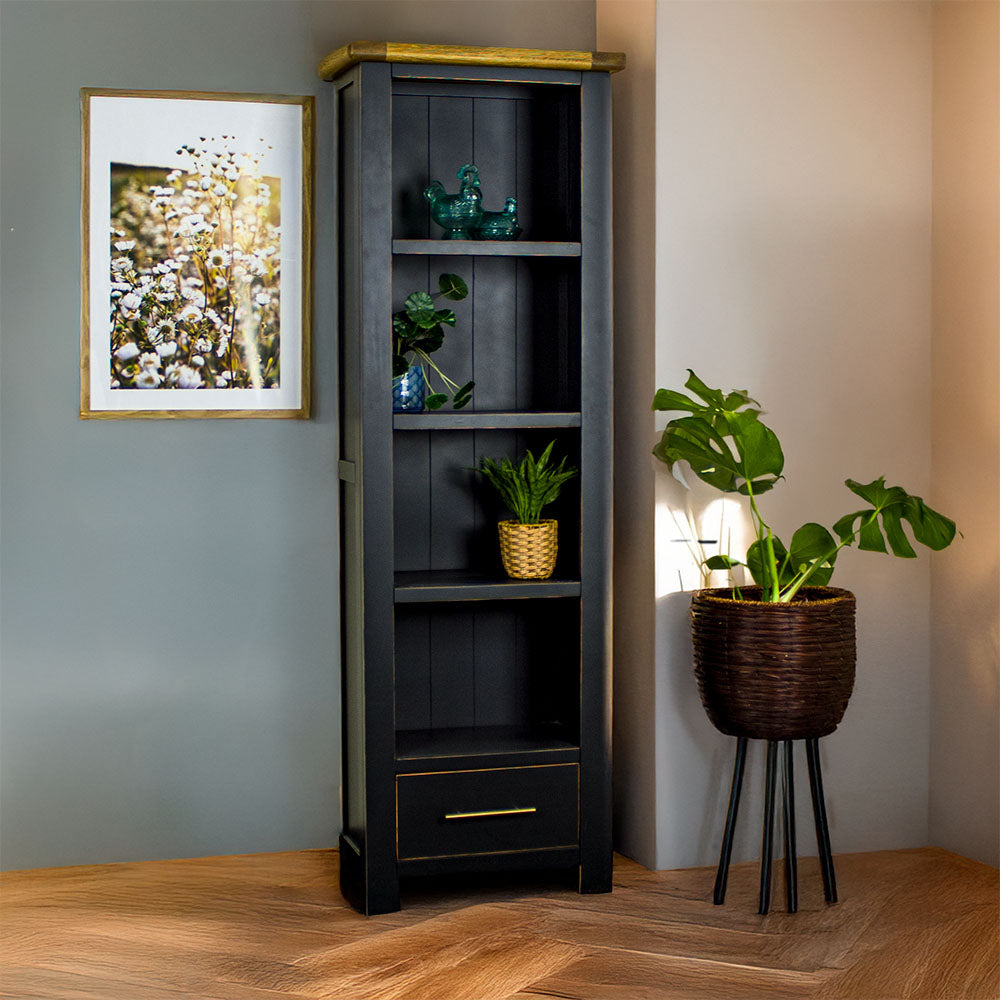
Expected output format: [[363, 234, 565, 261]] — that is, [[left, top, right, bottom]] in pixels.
[[393, 240, 581, 258], [318, 41, 626, 81]]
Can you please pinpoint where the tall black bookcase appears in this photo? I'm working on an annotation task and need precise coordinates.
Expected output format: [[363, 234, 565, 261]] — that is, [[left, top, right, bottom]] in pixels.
[[321, 43, 622, 915]]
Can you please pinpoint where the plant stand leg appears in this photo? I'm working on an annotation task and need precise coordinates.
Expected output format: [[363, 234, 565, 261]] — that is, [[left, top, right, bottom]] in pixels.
[[714, 736, 748, 905], [758, 740, 779, 915], [806, 737, 838, 903], [781, 740, 798, 913]]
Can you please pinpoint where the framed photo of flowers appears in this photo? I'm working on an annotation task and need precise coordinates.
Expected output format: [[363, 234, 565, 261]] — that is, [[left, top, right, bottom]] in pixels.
[[81, 89, 313, 418]]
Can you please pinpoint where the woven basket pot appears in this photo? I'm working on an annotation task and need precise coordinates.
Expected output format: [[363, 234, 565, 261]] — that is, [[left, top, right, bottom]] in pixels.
[[690, 586, 856, 741], [498, 519, 558, 580]]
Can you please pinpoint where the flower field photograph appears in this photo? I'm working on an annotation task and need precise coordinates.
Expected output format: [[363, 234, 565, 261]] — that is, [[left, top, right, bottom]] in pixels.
[[82, 90, 312, 418]]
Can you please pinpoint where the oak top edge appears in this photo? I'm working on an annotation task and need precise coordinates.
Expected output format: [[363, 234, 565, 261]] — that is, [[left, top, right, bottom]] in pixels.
[[317, 41, 625, 81]]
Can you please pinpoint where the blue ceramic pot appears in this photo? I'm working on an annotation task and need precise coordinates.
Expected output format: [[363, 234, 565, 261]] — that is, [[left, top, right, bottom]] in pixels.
[[392, 364, 426, 413]]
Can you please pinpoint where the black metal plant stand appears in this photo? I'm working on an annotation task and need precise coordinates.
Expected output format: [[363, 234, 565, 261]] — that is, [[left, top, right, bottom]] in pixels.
[[713, 737, 838, 915]]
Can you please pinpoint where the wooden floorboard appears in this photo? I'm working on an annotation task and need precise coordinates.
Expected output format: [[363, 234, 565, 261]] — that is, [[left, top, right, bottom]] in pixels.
[[1, 848, 996, 1000]]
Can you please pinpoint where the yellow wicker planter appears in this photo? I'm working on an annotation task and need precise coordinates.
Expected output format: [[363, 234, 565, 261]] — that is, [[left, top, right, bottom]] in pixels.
[[497, 519, 558, 579]]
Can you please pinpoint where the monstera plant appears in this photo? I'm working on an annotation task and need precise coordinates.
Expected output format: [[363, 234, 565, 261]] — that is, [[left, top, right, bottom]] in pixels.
[[651, 370, 958, 916], [652, 370, 957, 601]]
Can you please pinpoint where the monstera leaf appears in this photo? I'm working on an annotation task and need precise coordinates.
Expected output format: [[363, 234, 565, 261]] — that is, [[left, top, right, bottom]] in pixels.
[[833, 478, 957, 557], [652, 370, 783, 496]]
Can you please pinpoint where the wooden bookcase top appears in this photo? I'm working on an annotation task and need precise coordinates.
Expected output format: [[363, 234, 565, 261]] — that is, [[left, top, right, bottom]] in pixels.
[[317, 41, 626, 81]]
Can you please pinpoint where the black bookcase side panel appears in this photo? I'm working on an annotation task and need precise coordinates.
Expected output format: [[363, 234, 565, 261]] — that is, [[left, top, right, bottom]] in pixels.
[[355, 61, 401, 914], [520, 600, 582, 735], [578, 72, 614, 893], [516, 93, 580, 242], [515, 260, 581, 412], [392, 94, 430, 239], [337, 75, 367, 851]]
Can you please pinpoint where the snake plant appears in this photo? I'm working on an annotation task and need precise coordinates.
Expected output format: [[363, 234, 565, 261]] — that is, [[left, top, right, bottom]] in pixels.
[[478, 440, 578, 524]]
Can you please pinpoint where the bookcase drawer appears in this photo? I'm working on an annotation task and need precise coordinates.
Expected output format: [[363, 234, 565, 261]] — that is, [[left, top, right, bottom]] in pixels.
[[396, 763, 579, 861]]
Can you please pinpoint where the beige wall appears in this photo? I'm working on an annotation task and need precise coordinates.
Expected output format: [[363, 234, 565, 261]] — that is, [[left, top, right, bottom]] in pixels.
[[929, 0, 1000, 867], [604, 0, 938, 869]]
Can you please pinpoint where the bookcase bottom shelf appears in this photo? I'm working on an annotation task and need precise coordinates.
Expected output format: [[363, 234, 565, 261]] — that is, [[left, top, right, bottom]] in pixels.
[[396, 725, 579, 772]]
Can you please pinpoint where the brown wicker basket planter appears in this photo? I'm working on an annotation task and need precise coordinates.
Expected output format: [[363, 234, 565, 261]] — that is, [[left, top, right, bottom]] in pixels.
[[691, 586, 856, 741], [497, 519, 558, 579]]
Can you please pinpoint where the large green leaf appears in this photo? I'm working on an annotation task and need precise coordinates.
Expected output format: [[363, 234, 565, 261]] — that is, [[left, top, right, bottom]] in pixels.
[[652, 372, 778, 496], [409, 325, 445, 354], [651, 387, 703, 414], [653, 416, 741, 492], [391, 353, 411, 379], [425, 392, 448, 410], [392, 313, 416, 339], [832, 477, 957, 557], [724, 410, 784, 495], [705, 554, 745, 571], [434, 308, 457, 327], [438, 273, 468, 300], [787, 522, 838, 587], [404, 291, 437, 327], [452, 380, 474, 409]]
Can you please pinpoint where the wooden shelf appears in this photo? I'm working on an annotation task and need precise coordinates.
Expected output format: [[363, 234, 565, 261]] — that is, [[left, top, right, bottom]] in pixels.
[[394, 570, 581, 603], [393, 411, 581, 431], [392, 239, 581, 257]]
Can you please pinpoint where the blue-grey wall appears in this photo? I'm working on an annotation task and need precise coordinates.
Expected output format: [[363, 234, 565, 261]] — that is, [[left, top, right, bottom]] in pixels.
[[0, 0, 595, 871]]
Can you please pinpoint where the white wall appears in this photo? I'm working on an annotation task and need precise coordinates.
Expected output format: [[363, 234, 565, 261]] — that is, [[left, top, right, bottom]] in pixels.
[[929, 1, 1000, 868], [604, 0, 936, 870]]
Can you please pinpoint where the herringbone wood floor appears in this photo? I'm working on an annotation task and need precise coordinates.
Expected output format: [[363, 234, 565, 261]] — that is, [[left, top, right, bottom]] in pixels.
[[1, 848, 997, 999]]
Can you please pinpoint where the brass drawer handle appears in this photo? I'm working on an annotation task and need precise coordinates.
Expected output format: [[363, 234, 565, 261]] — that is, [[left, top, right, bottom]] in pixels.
[[444, 807, 537, 820]]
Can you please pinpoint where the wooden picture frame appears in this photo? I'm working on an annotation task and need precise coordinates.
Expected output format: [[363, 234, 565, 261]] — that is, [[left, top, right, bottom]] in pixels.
[[81, 89, 313, 419]]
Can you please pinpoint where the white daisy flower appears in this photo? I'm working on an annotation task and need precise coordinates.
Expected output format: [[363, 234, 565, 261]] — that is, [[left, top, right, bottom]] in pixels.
[[206, 247, 231, 269], [177, 304, 203, 324], [114, 342, 140, 362], [177, 365, 204, 388]]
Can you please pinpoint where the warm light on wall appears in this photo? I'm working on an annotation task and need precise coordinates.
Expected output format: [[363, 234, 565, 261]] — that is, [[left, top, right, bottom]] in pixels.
[[654, 495, 751, 598]]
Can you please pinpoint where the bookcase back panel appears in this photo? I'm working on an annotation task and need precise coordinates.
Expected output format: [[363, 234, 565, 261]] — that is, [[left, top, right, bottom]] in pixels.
[[391, 256, 580, 413], [391, 83, 581, 242], [393, 428, 581, 575], [394, 599, 581, 733]]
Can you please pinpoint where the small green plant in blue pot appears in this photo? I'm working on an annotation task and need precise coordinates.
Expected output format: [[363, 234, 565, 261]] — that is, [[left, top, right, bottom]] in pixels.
[[392, 273, 474, 411]]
